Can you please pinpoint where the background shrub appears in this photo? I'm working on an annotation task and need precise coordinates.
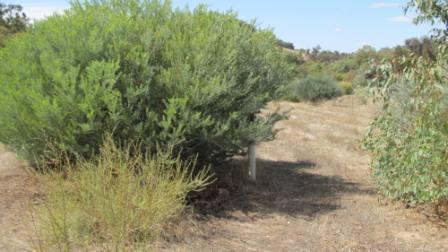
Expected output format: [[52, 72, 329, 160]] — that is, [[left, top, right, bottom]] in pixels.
[[284, 76, 342, 102], [338, 81, 353, 94], [34, 137, 211, 251], [0, 3, 28, 47], [277, 39, 294, 50], [0, 0, 293, 169]]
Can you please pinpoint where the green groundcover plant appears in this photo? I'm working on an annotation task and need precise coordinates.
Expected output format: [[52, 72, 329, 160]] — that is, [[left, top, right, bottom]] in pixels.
[[0, 0, 293, 169]]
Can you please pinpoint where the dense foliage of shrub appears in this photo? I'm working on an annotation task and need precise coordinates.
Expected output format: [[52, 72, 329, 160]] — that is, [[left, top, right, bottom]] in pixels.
[[284, 76, 342, 102], [364, 52, 448, 204], [0, 0, 293, 168], [406, 0, 448, 40], [364, 0, 448, 206], [35, 137, 210, 250]]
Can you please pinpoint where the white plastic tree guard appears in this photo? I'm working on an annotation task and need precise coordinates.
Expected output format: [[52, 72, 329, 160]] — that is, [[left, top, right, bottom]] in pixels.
[[248, 143, 256, 181]]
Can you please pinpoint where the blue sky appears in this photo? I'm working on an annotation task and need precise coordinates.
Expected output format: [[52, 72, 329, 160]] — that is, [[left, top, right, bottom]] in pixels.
[[8, 0, 433, 52]]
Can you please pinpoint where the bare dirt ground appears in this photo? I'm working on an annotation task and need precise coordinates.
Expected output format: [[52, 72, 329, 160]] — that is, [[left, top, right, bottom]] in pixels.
[[0, 145, 39, 251], [1, 95, 448, 251], [165, 96, 448, 251]]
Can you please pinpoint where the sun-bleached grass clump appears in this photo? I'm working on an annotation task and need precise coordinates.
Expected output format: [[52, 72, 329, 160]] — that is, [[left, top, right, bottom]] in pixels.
[[34, 138, 211, 251]]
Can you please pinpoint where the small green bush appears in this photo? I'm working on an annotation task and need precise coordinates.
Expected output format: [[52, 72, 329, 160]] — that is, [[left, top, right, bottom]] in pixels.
[[284, 76, 342, 102], [332, 57, 356, 73], [352, 69, 370, 88], [335, 74, 344, 81], [0, 0, 293, 169], [34, 137, 211, 251], [338, 81, 353, 94]]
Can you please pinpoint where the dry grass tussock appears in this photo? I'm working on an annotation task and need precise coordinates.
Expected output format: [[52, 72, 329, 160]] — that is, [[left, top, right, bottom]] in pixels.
[[31, 137, 212, 251]]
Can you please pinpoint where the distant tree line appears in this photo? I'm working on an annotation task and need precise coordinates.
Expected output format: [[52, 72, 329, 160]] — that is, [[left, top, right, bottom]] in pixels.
[[0, 3, 29, 47], [278, 35, 438, 105], [277, 36, 436, 65], [277, 39, 294, 50]]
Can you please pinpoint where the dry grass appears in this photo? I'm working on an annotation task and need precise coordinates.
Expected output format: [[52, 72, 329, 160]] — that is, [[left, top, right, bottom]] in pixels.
[[31, 137, 212, 251]]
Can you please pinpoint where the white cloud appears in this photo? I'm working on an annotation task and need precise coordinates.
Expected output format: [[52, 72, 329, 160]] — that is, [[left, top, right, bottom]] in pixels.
[[390, 15, 414, 23], [334, 27, 344, 33], [369, 2, 402, 9]]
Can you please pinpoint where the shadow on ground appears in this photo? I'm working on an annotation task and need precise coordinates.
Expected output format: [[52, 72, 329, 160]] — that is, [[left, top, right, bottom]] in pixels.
[[213, 158, 375, 219]]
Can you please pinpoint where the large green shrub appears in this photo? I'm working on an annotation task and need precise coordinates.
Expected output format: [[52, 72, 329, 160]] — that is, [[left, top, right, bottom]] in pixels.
[[0, 0, 293, 168], [363, 0, 448, 206], [364, 53, 448, 204], [284, 76, 342, 102]]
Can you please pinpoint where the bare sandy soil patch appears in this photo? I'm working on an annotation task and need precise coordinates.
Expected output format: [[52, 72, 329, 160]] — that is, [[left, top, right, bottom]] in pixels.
[[0, 145, 39, 251]]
